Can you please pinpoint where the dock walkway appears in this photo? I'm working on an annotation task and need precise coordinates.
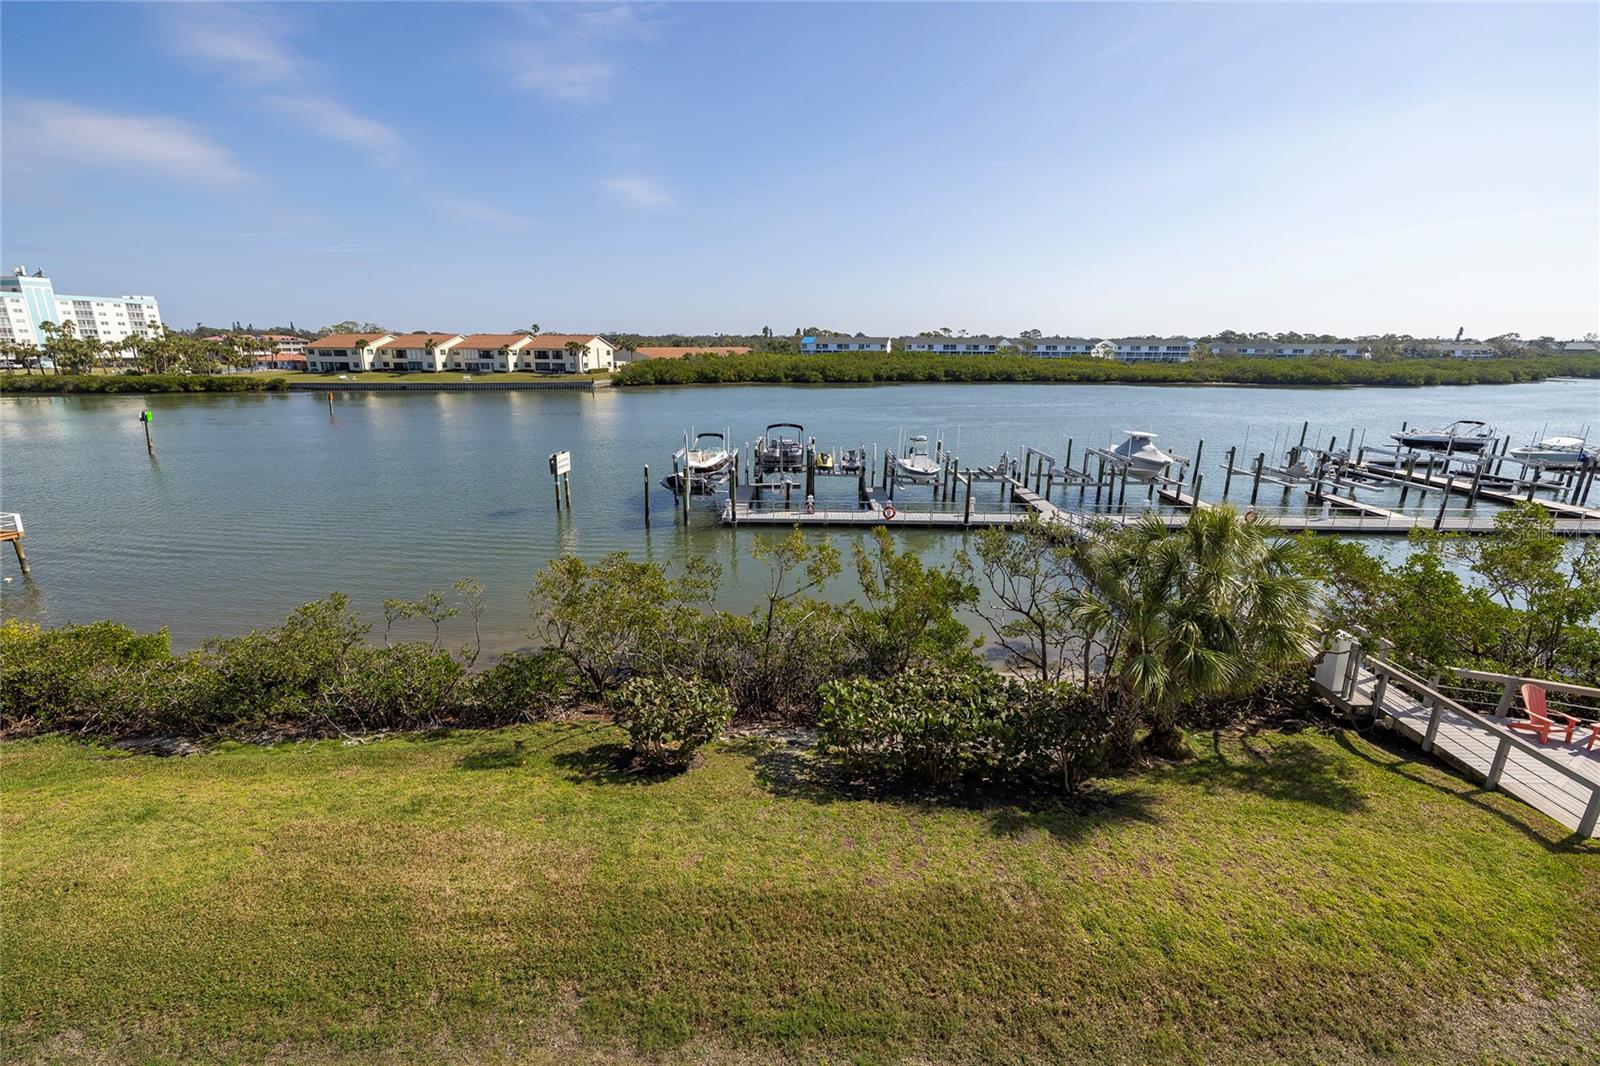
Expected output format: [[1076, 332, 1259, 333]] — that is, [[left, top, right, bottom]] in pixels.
[[1318, 641, 1600, 837]]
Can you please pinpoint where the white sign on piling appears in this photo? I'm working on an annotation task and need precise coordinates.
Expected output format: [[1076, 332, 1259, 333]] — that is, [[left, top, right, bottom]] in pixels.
[[549, 451, 571, 476]]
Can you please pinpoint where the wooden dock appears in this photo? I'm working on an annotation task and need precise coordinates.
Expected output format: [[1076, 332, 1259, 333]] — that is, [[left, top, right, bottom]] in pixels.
[[0, 512, 27, 573], [1359, 461, 1600, 520], [1317, 640, 1600, 837], [720, 479, 1600, 535]]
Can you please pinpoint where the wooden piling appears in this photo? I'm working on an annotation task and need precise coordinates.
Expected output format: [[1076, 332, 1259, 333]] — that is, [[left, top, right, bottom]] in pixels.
[[564, 471, 573, 511], [963, 471, 973, 527], [10, 537, 26, 574], [1191, 440, 1204, 489], [1250, 453, 1264, 505], [644, 465, 651, 526], [1223, 446, 1237, 499]]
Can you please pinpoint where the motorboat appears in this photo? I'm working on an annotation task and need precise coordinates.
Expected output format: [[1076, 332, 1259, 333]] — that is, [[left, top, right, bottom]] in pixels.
[[839, 447, 866, 474], [1391, 419, 1496, 453], [894, 435, 941, 483], [757, 423, 806, 472], [1107, 430, 1178, 480], [675, 431, 733, 476], [1510, 435, 1591, 469], [660, 470, 726, 496]]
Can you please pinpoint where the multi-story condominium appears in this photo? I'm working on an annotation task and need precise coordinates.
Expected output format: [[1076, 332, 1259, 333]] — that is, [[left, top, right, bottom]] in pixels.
[[446, 334, 537, 373], [1100, 337, 1194, 362], [305, 333, 393, 372], [801, 336, 893, 353], [0, 267, 162, 351], [372, 333, 466, 372], [1210, 342, 1278, 357], [1016, 336, 1098, 358], [514, 335, 617, 373], [1214, 342, 1368, 359], [900, 335, 1008, 354]]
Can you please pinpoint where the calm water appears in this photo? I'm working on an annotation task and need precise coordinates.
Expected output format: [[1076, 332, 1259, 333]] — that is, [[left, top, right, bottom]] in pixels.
[[2, 380, 1595, 651]]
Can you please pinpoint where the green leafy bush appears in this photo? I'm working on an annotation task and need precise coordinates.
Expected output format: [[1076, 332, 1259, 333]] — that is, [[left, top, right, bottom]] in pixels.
[[817, 667, 1111, 792], [611, 676, 735, 770], [0, 374, 287, 394], [467, 650, 568, 722]]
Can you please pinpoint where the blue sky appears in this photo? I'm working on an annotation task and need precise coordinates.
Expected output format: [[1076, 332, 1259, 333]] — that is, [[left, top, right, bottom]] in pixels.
[[3, 2, 1596, 338]]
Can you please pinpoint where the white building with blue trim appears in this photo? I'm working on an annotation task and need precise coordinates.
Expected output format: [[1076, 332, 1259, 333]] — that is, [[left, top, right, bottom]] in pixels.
[[0, 267, 162, 350], [800, 335, 893, 353]]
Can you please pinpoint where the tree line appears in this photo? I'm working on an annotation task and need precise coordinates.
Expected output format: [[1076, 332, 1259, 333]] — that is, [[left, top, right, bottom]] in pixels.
[[0, 323, 281, 376]]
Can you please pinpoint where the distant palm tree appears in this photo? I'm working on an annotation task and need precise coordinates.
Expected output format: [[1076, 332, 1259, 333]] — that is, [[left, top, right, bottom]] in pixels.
[[564, 340, 584, 372]]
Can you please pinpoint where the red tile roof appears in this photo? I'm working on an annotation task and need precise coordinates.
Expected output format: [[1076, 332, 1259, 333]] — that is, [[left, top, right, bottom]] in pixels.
[[521, 334, 606, 348], [375, 333, 463, 350], [456, 334, 533, 350], [308, 332, 389, 349]]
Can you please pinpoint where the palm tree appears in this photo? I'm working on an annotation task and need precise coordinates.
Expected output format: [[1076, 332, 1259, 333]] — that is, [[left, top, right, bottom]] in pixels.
[[1069, 506, 1316, 759], [563, 340, 584, 373]]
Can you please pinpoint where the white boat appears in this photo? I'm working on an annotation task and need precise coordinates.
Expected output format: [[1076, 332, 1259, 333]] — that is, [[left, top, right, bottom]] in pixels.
[[894, 435, 941, 483], [1108, 430, 1178, 480], [1510, 435, 1591, 469], [675, 431, 732, 476], [1391, 419, 1496, 453]]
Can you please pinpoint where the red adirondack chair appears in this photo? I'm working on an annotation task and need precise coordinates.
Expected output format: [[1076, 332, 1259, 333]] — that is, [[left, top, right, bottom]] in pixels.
[[1508, 683, 1587, 745]]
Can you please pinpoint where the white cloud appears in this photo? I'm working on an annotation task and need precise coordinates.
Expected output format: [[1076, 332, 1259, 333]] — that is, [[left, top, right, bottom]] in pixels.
[[263, 94, 401, 161], [603, 175, 672, 208], [164, 5, 303, 84], [161, 6, 398, 162], [431, 195, 533, 229], [6, 99, 249, 183], [508, 55, 618, 103], [495, 4, 664, 102]]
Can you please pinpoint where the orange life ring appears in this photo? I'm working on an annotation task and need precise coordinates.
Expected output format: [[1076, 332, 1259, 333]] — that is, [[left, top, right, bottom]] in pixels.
[[883, 502, 897, 520]]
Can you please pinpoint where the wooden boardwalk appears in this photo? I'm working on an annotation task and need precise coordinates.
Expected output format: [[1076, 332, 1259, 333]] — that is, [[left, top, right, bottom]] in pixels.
[[1319, 645, 1600, 838]]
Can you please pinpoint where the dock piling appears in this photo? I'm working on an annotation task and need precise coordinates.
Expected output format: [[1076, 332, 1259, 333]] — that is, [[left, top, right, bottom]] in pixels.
[[644, 465, 651, 526], [1250, 453, 1264, 505], [1223, 446, 1237, 499]]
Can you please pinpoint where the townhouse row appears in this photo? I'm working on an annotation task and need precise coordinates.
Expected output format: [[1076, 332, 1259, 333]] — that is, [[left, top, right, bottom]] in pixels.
[[305, 333, 618, 374]]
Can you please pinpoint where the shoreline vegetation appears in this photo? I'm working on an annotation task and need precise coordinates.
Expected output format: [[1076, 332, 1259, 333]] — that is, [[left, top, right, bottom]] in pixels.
[[4, 506, 1597, 1062], [3, 353, 1598, 394], [613, 351, 1600, 388]]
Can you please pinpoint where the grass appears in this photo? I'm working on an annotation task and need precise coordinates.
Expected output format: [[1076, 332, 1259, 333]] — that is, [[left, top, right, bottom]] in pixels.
[[288, 370, 609, 384], [3, 723, 1596, 1064]]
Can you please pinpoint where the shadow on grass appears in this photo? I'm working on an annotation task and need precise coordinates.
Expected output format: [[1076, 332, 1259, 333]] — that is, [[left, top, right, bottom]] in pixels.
[[1334, 728, 1595, 853], [456, 741, 528, 771], [1162, 732, 1367, 814], [550, 742, 691, 786], [731, 734, 1164, 846]]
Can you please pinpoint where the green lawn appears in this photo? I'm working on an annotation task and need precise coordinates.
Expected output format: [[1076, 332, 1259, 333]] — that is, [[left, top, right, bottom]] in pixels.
[[3, 723, 1596, 1064], [284, 370, 609, 384]]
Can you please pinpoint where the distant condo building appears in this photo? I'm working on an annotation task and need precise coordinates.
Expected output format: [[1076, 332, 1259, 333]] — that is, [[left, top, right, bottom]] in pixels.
[[304, 331, 617, 374], [1213, 342, 1369, 359], [1098, 337, 1195, 363], [1, 266, 162, 351], [801, 336, 892, 353], [1016, 336, 1098, 358], [900, 336, 1006, 354], [1424, 342, 1496, 360]]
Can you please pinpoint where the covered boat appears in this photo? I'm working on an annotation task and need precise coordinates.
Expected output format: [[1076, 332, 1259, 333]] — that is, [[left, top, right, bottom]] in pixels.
[[757, 423, 806, 472], [1108, 430, 1178, 480]]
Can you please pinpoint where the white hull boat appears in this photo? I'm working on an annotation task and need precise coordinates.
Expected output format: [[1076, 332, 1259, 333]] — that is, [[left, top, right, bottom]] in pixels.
[[1108, 430, 1178, 480], [1509, 435, 1590, 469], [1392, 419, 1495, 453], [895, 435, 941, 483], [676, 431, 732, 476]]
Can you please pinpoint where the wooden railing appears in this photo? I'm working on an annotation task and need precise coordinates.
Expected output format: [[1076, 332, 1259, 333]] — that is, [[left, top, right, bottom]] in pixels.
[[1325, 625, 1600, 837]]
